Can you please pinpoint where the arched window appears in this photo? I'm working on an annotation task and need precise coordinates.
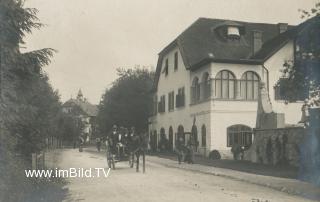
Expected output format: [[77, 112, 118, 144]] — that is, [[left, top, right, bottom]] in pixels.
[[215, 70, 236, 99], [177, 125, 185, 142], [160, 127, 165, 139], [227, 125, 252, 147], [191, 77, 200, 103], [201, 124, 206, 147], [191, 125, 198, 144], [169, 126, 173, 151], [202, 72, 211, 99], [240, 71, 260, 100]]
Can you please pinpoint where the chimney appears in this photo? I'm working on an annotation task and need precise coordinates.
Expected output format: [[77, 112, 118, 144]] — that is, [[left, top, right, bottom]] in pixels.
[[252, 30, 263, 54], [278, 23, 288, 34]]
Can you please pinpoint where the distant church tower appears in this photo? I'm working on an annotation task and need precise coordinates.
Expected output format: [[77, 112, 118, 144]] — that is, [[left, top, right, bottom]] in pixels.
[[77, 89, 84, 101]]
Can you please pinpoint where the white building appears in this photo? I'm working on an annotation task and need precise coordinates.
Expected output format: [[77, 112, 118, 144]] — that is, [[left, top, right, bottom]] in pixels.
[[148, 17, 315, 158], [62, 90, 98, 142]]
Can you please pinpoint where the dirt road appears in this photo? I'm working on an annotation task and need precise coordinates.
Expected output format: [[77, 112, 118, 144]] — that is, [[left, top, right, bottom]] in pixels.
[[48, 148, 314, 202]]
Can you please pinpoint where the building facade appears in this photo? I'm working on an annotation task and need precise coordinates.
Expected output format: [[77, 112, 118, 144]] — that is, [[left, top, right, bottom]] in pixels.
[[62, 90, 98, 142], [148, 17, 317, 158]]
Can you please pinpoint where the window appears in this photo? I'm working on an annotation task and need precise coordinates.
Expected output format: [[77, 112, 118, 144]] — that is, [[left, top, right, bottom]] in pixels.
[[152, 95, 157, 115], [274, 79, 285, 100], [201, 125, 206, 147], [160, 128, 165, 139], [215, 70, 236, 99], [163, 59, 168, 76], [202, 72, 211, 99], [191, 125, 198, 148], [176, 87, 185, 108], [174, 52, 178, 71], [191, 77, 200, 103], [168, 91, 174, 111], [169, 126, 173, 151], [240, 71, 260, 100], [158, 95, 165, 113], [177, 125, 185, 143], [227, 125, 252, 147]]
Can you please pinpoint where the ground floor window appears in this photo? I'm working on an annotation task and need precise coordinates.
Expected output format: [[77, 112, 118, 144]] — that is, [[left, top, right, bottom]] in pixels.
[[169, 126, 173, 151], [227, 125, 252, 147], [201, 124, 206, 147], [177, 125, 185, 142]]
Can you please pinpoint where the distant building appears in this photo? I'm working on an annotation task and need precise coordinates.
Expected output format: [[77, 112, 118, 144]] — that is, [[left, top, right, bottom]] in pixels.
[[62, 89, 98, 142], [149, 17, 319, 158]]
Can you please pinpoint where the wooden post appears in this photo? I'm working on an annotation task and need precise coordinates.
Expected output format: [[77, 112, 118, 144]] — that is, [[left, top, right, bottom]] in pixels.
[[143, 153, 145, 173], [42, 151, 45, 169], [32, 153, 37, 170]]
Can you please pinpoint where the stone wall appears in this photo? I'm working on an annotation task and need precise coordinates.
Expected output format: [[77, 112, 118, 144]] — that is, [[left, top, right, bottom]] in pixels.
[[245, 127, 305, 167]]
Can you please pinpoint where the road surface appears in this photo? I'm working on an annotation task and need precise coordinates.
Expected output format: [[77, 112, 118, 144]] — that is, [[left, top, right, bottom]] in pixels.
[[48, 148, 314, 202]]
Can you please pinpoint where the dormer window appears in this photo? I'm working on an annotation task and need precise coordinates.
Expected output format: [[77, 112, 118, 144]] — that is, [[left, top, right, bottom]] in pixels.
[[213, 21, 245, 42], [227, 26, 240, 40]]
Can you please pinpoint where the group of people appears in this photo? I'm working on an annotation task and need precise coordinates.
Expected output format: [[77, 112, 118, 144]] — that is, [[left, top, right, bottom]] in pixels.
[[95, 124, 198, 165], [102, 124, 139, 159], [175, 134, 197, 164]]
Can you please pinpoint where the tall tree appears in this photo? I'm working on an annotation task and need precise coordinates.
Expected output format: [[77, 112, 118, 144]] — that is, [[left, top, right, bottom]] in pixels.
[[98, 68, 154, 135], [279, 3, 320, 105], [0, 1, 66, 201]]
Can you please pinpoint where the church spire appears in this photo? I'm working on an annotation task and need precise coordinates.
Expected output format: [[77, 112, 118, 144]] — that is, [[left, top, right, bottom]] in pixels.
[[77, 89, 83, 101]]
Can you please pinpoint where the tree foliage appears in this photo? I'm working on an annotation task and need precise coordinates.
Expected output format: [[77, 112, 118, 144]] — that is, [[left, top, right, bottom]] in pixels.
[[98, 68, 154, 135], [279, 3, 320, 104], [0, 1, 70, 200]]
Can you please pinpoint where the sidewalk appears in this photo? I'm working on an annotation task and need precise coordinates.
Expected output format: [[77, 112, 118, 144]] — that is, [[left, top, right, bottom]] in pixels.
[[156, 153, 299, 178], [147, 155, 320, 201]]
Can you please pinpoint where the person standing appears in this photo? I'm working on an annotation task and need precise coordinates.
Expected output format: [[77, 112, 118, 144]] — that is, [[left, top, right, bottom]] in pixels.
[[108, 125, 118, 155], [176, 135, 185, 164], [187, 134, 196, 164], [96, 137, 101, 152]]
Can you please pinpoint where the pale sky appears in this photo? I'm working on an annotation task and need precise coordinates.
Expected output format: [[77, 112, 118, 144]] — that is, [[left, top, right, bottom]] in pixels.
[[24, 0, 316, 104]]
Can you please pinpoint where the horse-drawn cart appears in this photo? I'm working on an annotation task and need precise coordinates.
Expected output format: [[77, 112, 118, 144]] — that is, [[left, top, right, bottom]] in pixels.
[[106, 141, 131, 169], [105, 133, 147, 172]]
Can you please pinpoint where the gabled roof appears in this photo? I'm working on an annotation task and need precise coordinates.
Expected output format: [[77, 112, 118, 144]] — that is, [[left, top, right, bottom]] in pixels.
[[63, 98, 98, 117], [152, 17, 319, 92]]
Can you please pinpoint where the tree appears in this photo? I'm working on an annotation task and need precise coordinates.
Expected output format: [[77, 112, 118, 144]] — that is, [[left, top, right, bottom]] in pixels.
[[0, 1, 67, 201], [283, 2, 320, 186], [279, 3, 320, 105], [58, 112, 84, 145], [98, 68, 154, 135]]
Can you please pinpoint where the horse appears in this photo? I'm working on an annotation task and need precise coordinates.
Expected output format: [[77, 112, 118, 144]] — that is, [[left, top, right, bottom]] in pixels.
[[129, 133, 148, 173]]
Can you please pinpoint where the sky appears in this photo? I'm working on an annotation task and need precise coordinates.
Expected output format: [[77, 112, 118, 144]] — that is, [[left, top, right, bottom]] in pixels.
[[24, 0, 317, 104]]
